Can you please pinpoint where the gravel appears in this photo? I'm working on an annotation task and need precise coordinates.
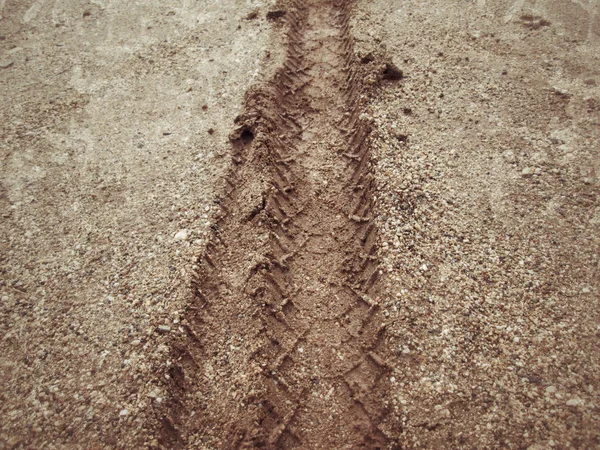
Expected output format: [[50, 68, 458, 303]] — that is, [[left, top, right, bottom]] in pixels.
[[353, 0, 600, 447], [0, 0, 275, 447]]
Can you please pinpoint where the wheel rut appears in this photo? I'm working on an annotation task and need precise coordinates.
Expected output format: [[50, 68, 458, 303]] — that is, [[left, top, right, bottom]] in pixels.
[[162, 1, 399, 448]]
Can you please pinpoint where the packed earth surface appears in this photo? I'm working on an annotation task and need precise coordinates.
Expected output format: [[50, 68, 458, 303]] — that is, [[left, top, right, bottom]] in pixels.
[[1, 0, 599, 449]]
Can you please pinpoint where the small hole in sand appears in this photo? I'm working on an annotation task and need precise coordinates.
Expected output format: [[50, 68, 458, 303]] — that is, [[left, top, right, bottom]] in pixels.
[[240, 128, 254, 145]]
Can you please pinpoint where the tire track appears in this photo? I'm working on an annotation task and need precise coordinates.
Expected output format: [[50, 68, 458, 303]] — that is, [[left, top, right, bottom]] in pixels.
[[162, 1, 400, 448]]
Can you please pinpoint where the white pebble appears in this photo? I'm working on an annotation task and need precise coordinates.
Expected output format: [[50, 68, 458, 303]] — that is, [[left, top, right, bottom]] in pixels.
[[174, 229, 188, 241]]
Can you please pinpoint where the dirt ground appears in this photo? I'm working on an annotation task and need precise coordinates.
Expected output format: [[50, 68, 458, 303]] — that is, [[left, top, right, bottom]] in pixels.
[[354, 0, 600, 447], [0, 0, 277, 447], [1, 0, 599, 449]]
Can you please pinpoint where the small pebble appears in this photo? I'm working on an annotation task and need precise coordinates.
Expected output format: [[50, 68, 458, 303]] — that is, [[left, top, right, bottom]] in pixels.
[[521, 167, 534, 177], [0, 60, 14, 69], [157, 325, 171, 334], [174, 229, 188, 241]]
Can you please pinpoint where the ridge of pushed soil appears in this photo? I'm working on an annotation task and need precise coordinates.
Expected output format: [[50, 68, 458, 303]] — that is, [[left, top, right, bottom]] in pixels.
[[161, 0, 399, 448]]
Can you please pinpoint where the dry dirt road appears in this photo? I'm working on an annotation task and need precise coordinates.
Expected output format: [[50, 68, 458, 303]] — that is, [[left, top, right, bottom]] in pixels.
[[1, 0, 599, 449]]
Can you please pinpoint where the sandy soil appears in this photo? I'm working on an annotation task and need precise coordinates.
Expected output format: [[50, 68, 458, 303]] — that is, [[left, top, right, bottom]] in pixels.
[[353, 0, 600, 447], [0, 0, 276, 447], [1, 0, 599, 448]]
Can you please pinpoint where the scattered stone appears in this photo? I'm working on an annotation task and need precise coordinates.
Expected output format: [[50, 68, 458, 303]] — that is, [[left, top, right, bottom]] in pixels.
[[545, 385, 557, 394], [6, 437, 23, 447], [119, 408, 129, 416], [394, 131, 408, 142], [521, 167, 535, 177], [174, 229, 188, 241], [157, 325, 171, 334], [589, 207, 600, 224], [0, 60, 14, 69], [324, 387, 334, 399], [147, 388, 160, 399], [245, 9, 259, 20], [566, 398, 583, 406], [502, 150, 516, 163], [552, 86, 569, 96]]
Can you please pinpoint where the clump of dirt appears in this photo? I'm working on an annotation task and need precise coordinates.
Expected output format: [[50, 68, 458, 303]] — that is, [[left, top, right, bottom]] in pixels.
[[266, 10, 287, 21], [382, 62, 404, 81]]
